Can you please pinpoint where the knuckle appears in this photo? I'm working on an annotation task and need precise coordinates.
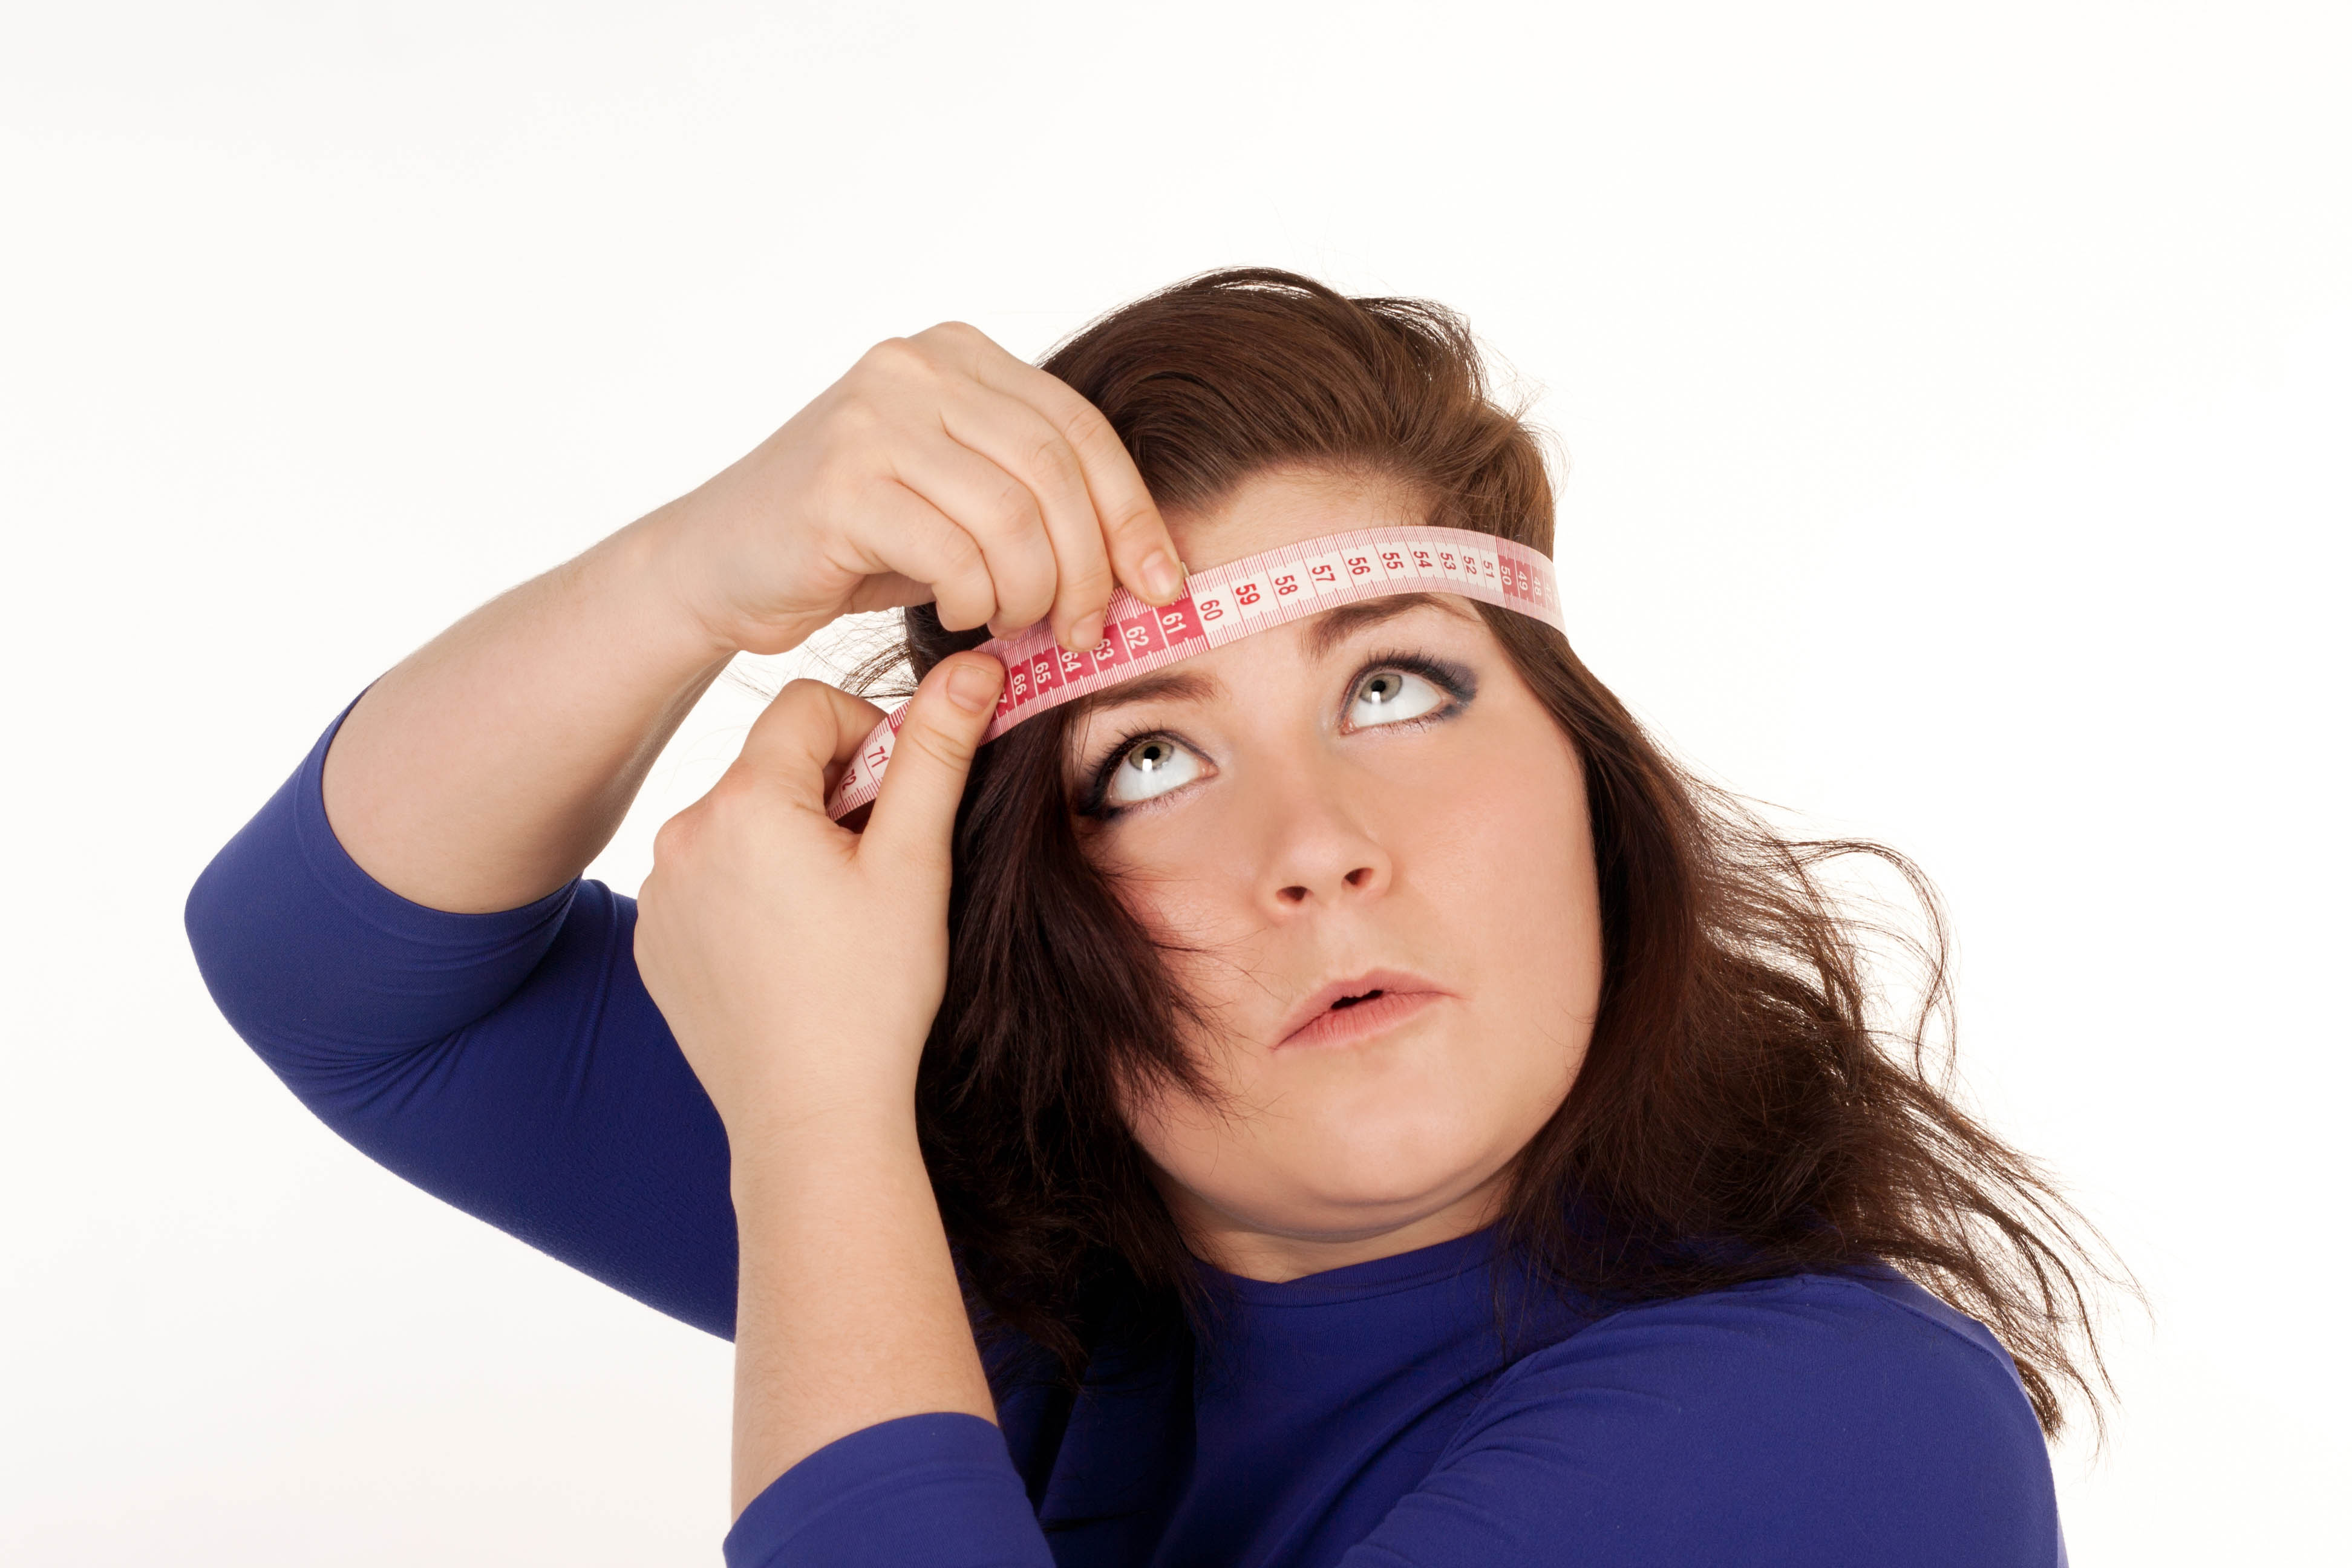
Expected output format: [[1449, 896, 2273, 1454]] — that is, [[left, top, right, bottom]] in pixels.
[[1103, 498, 1161, 540], [997, 478, 1045, 532], [935, 569, 997, 631], [1025, 431, 1085, 492], [860, 335, 924, 376], [651, 811, 697, 863], [1060, 403, 1120, 457], [771, 678, 843, 730], [1059, 558, 1113, 607], [901, 725, 975, 773], [829, 393, 886, 439], [938, 524, 987, 571], [999, 560, 1054, 610], [935, 595, 991, 634], [975, 477, 1041, 539], [704, 773, 760, 814]]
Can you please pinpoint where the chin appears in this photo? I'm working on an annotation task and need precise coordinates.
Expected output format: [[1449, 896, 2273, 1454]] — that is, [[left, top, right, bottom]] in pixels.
[[1135, 1077, 1541, 1245], [1264, 1118, 1508, 1230]]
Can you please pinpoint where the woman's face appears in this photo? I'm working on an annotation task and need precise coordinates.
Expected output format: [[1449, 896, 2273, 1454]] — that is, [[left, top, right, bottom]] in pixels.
[[1063, 468, 1605, 1281]]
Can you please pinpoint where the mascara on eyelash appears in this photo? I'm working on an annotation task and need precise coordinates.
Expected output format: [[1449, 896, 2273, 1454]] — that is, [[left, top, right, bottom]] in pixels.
[[1078, 725, 1187, 818], [1077, 654, 1478, 819], [1356, 650, 1478, 705]]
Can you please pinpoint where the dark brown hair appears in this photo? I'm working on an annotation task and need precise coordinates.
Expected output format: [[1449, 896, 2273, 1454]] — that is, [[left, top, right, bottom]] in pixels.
[[864, 268, 2119, 1437]]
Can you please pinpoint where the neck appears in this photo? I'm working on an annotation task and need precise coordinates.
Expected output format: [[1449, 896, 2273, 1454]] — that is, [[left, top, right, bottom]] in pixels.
[[1169, 1173, 1509, 1284]]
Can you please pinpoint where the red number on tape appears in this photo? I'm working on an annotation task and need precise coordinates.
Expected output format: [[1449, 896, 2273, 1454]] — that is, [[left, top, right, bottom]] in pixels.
[[1119, 613, 1165, 655]]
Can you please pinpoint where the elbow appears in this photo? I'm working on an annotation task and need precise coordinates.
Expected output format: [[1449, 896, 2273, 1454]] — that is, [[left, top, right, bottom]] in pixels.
[[183, 832, 281, 1057]]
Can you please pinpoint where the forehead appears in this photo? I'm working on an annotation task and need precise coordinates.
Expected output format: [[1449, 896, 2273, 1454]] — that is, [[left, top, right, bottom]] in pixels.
[[1165, 466, 1432, 571], [1054, 469, 1489, 739]]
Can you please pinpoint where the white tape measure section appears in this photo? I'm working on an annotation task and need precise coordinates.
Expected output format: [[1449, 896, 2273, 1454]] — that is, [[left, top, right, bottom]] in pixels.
[[825, 524, 1564, 820]]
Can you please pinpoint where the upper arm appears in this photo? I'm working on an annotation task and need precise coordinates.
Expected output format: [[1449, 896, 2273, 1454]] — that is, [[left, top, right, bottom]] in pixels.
[[1341, 1278, 2064, 1568], [186, 705, 740, 1337]]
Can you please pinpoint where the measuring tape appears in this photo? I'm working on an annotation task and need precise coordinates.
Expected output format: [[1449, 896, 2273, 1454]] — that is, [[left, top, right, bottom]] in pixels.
[[825, 524, 1566, 820]]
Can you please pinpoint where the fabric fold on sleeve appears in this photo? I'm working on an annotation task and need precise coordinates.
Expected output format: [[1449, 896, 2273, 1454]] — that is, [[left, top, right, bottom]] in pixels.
[[183, 693, 744, 1338], [725, 1414, 1054, 1568], [186, 697, 581, 1071]]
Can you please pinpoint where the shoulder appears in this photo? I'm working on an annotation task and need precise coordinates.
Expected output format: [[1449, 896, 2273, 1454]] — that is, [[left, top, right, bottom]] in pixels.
[[1504, 1266, 2027, 1402], [1478, 1267, 2047, 1456], [1436, 1270, 2061, 1564]]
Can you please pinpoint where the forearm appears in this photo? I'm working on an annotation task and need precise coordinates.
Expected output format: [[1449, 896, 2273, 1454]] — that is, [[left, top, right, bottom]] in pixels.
[[727, 1111, 996, 1518], [322, 500, 741, 912]]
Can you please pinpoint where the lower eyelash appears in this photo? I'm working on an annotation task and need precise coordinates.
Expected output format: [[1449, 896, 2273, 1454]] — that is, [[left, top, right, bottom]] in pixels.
[[1079, 728, 1181, 818], [1077, 652, 1477, 818], [1353, 650, 1478, 715]]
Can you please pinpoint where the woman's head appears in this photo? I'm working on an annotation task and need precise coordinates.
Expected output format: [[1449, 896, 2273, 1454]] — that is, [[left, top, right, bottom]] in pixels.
[[1068, 467, 1603, 1279], [882, 269, 2113, 1436]]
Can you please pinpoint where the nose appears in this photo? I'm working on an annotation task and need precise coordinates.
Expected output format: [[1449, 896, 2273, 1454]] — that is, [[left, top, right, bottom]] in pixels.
[[1250, 766, 1394, 915]]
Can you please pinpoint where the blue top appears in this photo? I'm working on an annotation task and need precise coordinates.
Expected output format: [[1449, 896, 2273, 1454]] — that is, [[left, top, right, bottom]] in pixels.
[[186, 707, 2068, 1568]]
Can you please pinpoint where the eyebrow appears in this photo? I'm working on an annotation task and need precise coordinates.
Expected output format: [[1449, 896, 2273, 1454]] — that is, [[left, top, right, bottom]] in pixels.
[[1304, 592, 1474, 659], [1068, 592, 1475, 726], [1068, 666, 1225, 723]]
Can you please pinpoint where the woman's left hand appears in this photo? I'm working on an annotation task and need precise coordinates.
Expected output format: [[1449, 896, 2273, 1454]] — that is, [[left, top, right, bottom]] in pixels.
[[635, 652, 1010, 1513], [635, 652, 1007, 1157]]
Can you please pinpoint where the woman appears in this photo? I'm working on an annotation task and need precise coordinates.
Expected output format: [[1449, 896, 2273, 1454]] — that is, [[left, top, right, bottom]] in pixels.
[[188, 270, 2108, 1566]]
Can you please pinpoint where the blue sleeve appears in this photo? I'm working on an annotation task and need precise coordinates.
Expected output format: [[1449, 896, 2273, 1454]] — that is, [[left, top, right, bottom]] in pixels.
[[1340, 1274, 2065, 1568], [722, 1415, 1053, 1568], [184, 700, 741, 1338]]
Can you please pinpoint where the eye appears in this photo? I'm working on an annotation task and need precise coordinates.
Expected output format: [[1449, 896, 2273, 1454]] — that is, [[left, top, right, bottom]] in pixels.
[[1346, 667, 1448, 728], [1100, 734, 1205, 808]]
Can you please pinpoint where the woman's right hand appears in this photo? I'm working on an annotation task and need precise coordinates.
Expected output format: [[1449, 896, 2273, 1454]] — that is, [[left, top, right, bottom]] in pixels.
[[655, 321, 1185, 658]]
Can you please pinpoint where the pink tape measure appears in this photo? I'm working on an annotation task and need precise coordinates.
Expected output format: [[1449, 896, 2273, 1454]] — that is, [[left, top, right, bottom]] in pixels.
[[825, 524, 1566, 820]]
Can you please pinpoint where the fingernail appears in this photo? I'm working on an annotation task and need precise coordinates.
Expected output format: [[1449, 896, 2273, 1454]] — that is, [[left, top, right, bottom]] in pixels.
[[946, 659, 1001, 714], [1071, 610, 1105, 652], [1140, 550, 1184, 603]]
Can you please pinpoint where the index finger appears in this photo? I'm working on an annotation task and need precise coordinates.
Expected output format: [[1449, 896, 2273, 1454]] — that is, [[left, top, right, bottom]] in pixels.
[[939, 327, 1186, 607]]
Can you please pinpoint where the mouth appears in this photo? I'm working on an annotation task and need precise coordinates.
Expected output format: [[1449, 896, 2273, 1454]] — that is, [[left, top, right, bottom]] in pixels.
[[1275, 969, 1451, 1051]]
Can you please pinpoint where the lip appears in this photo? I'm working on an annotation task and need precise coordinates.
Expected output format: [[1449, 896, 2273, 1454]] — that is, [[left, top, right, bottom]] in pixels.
[[1275, 969, 1452, 1051]]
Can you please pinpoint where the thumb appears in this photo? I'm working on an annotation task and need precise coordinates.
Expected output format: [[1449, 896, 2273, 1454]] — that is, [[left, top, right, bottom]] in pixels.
[[860, 653, 1004, 870]]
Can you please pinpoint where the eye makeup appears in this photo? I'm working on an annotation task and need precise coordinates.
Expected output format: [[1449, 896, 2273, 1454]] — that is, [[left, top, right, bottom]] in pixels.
[[1072, 647, 1479, 822], [1339, 650, 1477, 731]]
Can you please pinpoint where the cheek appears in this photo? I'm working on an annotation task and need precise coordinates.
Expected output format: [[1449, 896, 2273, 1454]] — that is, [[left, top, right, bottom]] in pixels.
[[1493, 774, 1604, 1098], [1076, 817, 1249, 964], [1112, 737, 1607, 1226], [1426, 750, 1602, 1007]]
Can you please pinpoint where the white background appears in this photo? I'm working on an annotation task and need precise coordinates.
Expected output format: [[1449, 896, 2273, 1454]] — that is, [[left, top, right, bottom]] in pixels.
[[4, 3, 2345, 1562]]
